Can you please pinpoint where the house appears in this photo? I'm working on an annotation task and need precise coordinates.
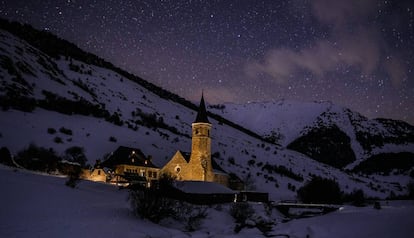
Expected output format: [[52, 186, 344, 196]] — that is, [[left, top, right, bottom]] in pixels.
[[100, 146, 159, 187], [82, 160, 108, 182]]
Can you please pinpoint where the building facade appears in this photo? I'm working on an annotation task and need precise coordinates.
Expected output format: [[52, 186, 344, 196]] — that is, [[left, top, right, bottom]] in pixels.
[[96, 95, 231, 188], [100, 146, 159, 187], [161, 94, 229, 186]]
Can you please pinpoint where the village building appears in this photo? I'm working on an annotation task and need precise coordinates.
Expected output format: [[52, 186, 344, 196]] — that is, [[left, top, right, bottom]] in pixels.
[[82, 95, 269, 203], [81, 160, 108, 183], [160, 94, 230, 187], [100, 146, 159, 187], [90, 94, 237, 190]]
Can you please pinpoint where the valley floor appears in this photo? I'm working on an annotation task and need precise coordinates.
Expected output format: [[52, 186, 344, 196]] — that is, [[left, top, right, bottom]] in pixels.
[[0, 165, 413, 238]]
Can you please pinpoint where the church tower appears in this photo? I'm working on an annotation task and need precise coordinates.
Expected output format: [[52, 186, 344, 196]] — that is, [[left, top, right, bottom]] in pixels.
[[189, 94, 214, 181]]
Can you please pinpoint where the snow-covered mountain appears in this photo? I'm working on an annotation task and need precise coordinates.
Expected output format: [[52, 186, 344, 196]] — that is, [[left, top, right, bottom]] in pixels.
[[1, 19, 413, 200], [209, 100, 414, 170]]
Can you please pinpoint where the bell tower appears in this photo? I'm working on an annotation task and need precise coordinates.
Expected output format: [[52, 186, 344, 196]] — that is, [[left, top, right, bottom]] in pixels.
[[190, 93, 213, 181]]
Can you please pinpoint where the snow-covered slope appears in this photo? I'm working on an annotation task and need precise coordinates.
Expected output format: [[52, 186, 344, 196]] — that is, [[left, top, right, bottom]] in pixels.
[[2, 165, 414, 238], [0, 21, 412, 200], [209, 101, 414, 168], [209, 100, 331, 146]]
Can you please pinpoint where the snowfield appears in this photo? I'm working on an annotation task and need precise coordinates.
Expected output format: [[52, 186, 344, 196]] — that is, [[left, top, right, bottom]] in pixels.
[[1, 165, 413, 238]]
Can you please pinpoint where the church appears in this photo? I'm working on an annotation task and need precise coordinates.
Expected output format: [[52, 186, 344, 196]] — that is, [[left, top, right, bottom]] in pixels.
[[160, 94, 230, 187], [97, 94, 233, 188]]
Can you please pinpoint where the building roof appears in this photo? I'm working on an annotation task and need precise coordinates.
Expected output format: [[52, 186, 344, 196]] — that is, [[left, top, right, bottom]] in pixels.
[[173, 181, 235, 194], [194, 93, 210, 123], [101, 146, 158, 168]]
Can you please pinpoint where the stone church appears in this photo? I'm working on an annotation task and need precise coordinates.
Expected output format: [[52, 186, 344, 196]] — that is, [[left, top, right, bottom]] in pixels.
[[95, 94, 233, 188], [161, 94, 229, 186]]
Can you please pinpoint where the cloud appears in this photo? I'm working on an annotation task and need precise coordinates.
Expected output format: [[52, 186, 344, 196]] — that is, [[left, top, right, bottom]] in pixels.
[[245, 28, 381, 84], [245, 0, 406, 88], [384, 57, 407, 88]]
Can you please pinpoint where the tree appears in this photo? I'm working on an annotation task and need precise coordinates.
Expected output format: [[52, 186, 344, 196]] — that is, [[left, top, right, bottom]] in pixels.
[[64, 146, 87, 167], [0, 147, 14, 166], [15, 144, 60, 172], [242, 172, 256, 191], [347, 189, 366, 206], [65, 165, 82, 188], [408, 181, 414, 199], [297, 176, 342, 204]]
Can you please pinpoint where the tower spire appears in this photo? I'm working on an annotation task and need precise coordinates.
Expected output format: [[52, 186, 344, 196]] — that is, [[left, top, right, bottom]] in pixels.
[[194, 93, 210, 123]]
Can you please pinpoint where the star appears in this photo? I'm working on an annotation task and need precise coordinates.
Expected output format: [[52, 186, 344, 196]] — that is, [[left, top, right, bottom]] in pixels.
[[0, 0, 412, 124]]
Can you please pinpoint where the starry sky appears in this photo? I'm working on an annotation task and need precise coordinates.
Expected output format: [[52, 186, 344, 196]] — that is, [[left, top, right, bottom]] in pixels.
[[1, 0, 413, 124]]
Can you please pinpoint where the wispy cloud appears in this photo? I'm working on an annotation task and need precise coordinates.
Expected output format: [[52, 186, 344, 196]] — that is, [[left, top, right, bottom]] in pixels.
[[245, 0, 406, 88]]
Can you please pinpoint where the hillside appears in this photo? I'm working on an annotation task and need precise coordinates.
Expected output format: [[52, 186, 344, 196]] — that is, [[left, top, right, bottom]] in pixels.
[[0, 19, 413, 200], [209, 100, 414, 170]]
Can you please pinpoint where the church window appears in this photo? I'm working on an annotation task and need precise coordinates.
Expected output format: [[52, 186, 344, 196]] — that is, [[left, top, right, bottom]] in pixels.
[[175, 165, 181, 173], [98, 170, 101, 175]]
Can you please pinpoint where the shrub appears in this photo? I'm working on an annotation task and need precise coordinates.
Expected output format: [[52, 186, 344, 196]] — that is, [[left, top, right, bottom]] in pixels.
[[15, 144, 60, 172], [230, 202, 254, 224], [242, 173, 256, 191], [262, 162, 303, 182], [344, 189, 366, 206], [176, 203, 207, 231], [128, 189, 177, 223], [65, 165, 82, 188], [373, 201, 381, 210], [54, 137, 63, 143], [47, 128, 56, 134], [59, 127, 73, 135], [408, 181, 414, 199], [297, 176, 342, 204], [64, 146, 87, 167], [0, 147, 14, 166]]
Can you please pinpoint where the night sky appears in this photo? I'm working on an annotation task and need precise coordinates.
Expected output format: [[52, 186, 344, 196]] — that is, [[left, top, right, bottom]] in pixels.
[[1, 0, 413, 124]]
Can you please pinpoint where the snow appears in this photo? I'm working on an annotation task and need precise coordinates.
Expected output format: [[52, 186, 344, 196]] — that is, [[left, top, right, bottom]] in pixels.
[[174, 181, 235, 194], [1, 165, 413, 238], [0, 166, 179, 238], [274, 202, 414, 238], [209, 100, 331, 146]]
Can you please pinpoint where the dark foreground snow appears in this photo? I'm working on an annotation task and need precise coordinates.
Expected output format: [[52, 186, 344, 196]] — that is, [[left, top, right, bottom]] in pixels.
[[1, 165, 413, 238]]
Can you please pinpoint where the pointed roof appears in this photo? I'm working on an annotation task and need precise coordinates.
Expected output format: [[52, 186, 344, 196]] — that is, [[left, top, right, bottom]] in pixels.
[[101, 146, 158, 168], [194, 93, 210, 123]]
